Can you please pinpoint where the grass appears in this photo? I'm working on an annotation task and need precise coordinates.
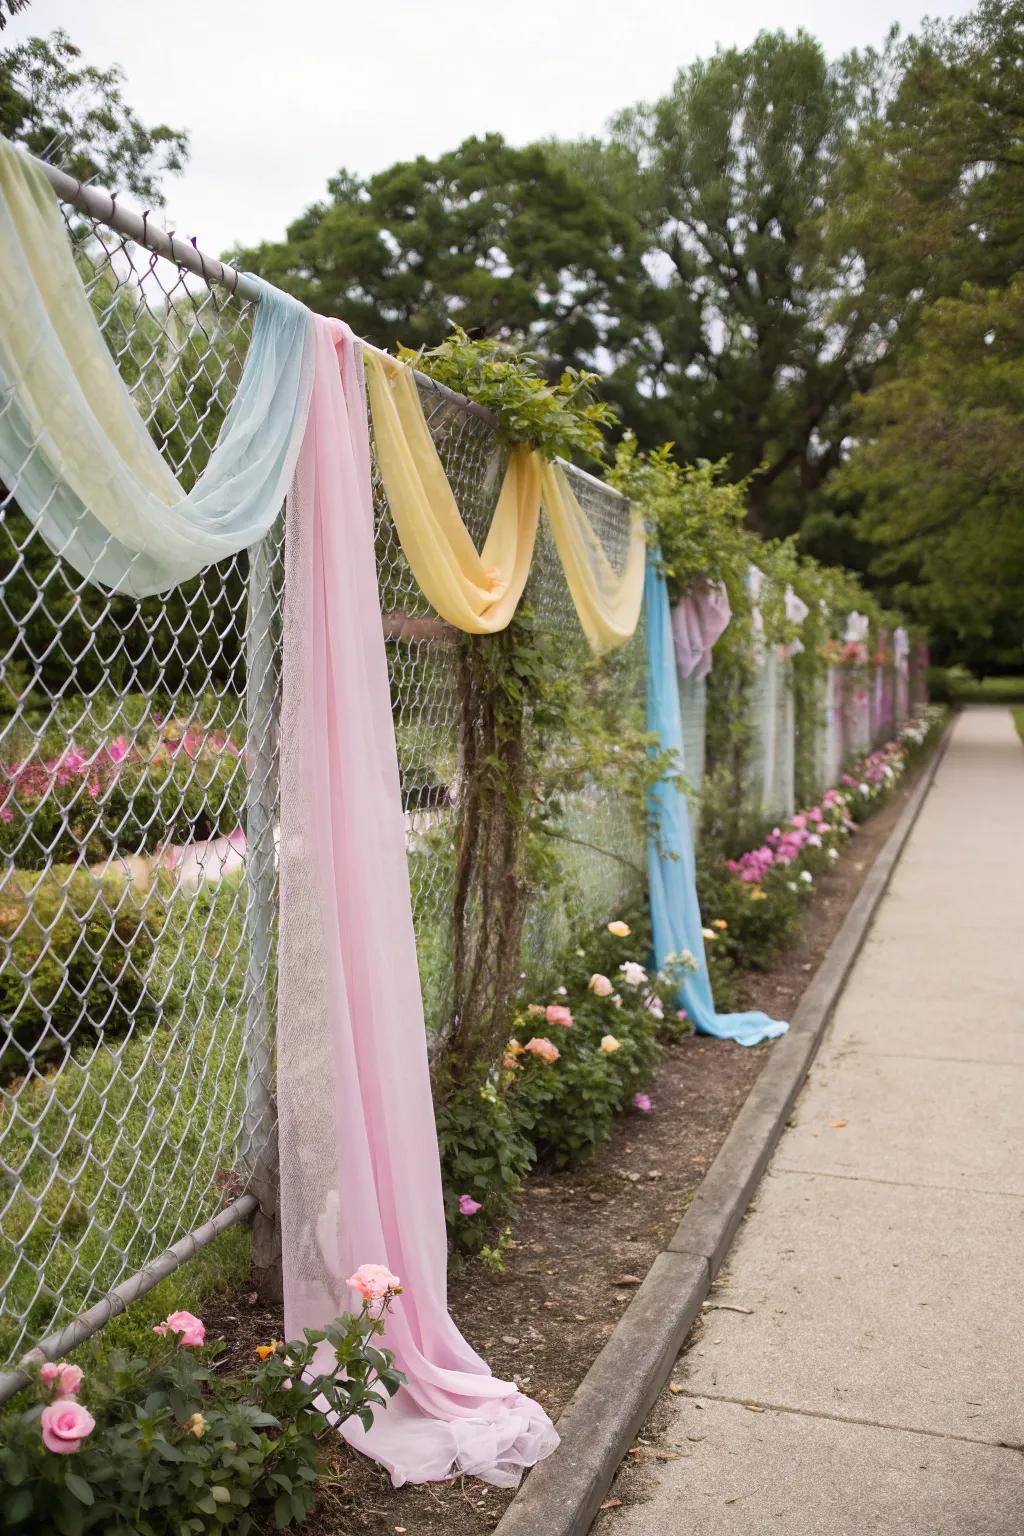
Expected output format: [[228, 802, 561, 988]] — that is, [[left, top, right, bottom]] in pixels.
[[0, 877, 252, 1367], [1012, 706, 1024, 745], [929, 670, 1024, 704]]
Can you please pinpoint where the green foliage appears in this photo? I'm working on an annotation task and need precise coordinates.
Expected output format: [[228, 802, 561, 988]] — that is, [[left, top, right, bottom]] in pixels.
[[401, 327, 615, 466], [0, 1300, 403, 1534], [0, 878, 248, 1358], [1012, 707, 1024, 746], [436, 1088, 535, 1256], [928, 672, 1024, 705], [1, 711, 246, 865], [834, 0, 1024, 328], [440, 912, 682, 1251], [697, 858, 802, 972], [607, 438, 757, 599], [575, 29, 889, 535], [234, 133, 645, 375], [0, 2, 30, 32], [0, 869, 164, 1078], [837, 277, 1024, 665], [0, 29, 188, 201]]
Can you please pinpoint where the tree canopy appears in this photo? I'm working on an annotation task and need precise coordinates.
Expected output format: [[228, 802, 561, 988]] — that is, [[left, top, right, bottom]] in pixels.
[[836, 277, 1024, 669], [0, 29, 188, 200], [234, 133, 646, 372], [3, 7, 1022, 666]]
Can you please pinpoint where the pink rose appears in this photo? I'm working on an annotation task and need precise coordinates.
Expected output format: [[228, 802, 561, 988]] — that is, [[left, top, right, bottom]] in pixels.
[[633, 1093, 652, 1112], [588, 973, 613, 996], [153, 1310, 206, 1348], [347, 1263, 402, 1301], [546, 1004, 574, 1027], [40, 1399, 95, 1455], [525, 1037, 560, 1064], [458, 1194, 482, 1217], [39, 1362, 60, 1388], [57, 1363, 83, 1396]]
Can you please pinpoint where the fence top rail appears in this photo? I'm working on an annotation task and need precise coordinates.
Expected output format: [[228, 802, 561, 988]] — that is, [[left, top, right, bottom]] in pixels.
[[29, 147, 627, 502]]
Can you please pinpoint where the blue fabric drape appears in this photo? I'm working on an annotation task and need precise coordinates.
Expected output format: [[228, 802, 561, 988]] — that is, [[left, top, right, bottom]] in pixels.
[[646, 555, 788, 1047]]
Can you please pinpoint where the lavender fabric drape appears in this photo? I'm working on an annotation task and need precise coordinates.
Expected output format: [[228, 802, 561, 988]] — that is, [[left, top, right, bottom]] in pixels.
[[670, 582, 732, 679], [276, 316, 557, 1489]]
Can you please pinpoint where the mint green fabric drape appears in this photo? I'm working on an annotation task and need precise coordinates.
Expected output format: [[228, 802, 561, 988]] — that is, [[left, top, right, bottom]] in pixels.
[[0, 136, 314, 596]]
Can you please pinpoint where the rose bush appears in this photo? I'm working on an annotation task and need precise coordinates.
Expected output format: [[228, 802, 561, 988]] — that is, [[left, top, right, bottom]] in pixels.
[[0, 1286, 404, 1535]]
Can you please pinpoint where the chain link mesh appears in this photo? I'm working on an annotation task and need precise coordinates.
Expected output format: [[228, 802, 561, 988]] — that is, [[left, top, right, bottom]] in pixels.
[[0, 203, 643, 1369]]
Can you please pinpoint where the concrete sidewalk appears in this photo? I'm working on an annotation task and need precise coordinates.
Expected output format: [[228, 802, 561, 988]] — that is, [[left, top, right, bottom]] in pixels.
[[595, 708, 1024, 1535]]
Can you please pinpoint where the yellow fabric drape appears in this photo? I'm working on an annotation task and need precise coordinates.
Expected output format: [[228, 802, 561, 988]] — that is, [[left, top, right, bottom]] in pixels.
[[538, 460, 646, 656], [364, 348, 646, 654], [364, 349, 541, 633]]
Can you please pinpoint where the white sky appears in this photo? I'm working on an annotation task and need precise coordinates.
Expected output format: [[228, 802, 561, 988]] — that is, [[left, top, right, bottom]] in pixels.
[[13, 0, 973, 258]]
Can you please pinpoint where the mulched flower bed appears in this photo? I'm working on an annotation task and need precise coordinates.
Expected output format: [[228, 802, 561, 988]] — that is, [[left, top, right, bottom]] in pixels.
[[205, 772, 920, 1536]]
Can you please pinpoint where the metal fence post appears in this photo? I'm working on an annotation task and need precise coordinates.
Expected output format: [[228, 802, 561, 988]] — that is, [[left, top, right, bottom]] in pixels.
[[242, 525, 283, 1302]]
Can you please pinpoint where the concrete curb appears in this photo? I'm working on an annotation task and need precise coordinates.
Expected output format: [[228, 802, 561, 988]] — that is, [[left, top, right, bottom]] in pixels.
[[494, 718, 954, 1536]]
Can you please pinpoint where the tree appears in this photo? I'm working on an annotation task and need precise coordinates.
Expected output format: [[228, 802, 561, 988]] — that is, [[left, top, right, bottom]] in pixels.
[[836, 0, 1024, 332], [233, 133, 646, 375], [836, 277, 1024, 668], [0, 2, 31, 33], [564, 31, 890, 536], [829, 0, 1024, 664], [0, 29, 188, 200]]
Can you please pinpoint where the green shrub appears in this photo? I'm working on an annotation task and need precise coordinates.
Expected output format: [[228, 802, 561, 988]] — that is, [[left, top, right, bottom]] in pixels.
[[697, 859, 802, 972], [0, 870, 167, 1079], [436, 1087, 535, 1255], [1, 706, 246, 866], [438, 913, 684, 1248], [0, 1293, 404, 1535]]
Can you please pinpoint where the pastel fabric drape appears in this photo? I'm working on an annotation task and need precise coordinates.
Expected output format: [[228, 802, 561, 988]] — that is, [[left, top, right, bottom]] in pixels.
[[277, 317, 558, 1489], [670, 582, 732, 680], [537, 460, 646, 656], [364, 349, 541, 632], [0, 136, 314, 596], [364, 348, 645, 655], [646, 555, 788, 1048]]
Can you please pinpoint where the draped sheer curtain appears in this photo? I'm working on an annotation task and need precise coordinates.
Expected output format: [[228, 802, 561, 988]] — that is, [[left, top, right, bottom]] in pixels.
[[276, 320, 558, 1487], [646, 556, 788, 1048], [0, 136, 313, 597]]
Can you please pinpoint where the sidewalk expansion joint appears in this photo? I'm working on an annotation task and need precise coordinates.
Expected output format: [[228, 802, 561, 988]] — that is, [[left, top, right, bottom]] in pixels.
[[771, 1166, 1024, 1200], [675, 1390, 1024, 1455]]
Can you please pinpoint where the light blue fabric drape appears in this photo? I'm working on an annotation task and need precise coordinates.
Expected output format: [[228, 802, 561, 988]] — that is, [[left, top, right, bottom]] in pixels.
[[0, 135, 314, 597], [646, 554, 788, 1047]]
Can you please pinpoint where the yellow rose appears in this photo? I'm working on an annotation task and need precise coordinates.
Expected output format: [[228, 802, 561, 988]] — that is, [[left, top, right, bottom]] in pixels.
[[600, 1034, 621, 1054], [607, 921, 631, 938]]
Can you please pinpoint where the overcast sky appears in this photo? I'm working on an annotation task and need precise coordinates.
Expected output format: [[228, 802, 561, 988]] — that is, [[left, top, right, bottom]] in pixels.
[[14, 0, 972, 258]]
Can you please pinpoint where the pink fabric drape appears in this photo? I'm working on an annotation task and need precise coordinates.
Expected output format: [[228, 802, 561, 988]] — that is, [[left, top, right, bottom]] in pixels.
[[276, 316, 558, 1487], [670, 581, 732, 679]]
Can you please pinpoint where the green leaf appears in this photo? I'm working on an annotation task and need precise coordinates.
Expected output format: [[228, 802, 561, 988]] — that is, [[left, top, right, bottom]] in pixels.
[[6, 1488, 32, 1524], [65, 1471, 95, 1506]]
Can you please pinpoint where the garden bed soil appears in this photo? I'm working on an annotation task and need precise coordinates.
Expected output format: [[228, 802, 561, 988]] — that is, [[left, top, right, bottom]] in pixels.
[[206, 775, 920, 1536]]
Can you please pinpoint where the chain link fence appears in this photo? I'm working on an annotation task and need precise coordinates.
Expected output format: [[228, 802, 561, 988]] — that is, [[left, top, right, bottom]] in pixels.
[[0, 193, 643, 1378]]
